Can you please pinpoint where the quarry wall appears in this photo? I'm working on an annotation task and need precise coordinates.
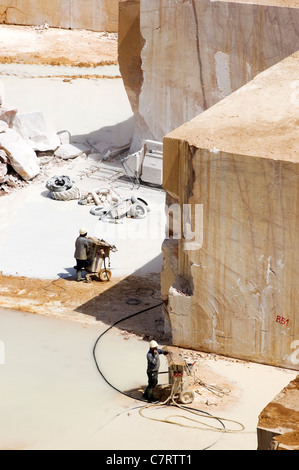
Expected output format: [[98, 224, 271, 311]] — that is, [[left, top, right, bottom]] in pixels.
[[119, 0, 299, 150], [118, 0, 299, 369], [0, 0, 119, 32]]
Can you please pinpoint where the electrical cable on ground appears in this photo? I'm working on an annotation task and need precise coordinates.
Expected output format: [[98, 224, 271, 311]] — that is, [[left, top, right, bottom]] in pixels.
[[93, 302, 164, 400], [43, 276, 69, 292], [92, 301, 245, 449], [194, 378, 231, 398], [138, 377, 244, 434]]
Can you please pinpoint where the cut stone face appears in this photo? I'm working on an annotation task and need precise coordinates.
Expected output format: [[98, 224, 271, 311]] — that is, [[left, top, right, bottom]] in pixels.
[[162, 51, 299, 369]]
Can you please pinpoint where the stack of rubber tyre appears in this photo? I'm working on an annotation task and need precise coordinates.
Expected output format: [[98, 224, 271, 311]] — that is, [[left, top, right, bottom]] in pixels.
[[46, 175, 79, 201]]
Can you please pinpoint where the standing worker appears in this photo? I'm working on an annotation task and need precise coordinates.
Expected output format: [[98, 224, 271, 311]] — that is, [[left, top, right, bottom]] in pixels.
[[74, 228, 92, 282], [143, 340, 169, 402]]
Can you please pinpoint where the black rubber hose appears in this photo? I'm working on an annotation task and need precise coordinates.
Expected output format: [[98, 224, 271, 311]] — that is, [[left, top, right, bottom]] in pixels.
[[92, 303, 227, 431], [92, 303, 228, 449], [92, 302, 163, 401]]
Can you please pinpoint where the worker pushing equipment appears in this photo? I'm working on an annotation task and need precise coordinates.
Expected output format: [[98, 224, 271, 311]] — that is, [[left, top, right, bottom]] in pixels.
[[74, 228, 92, 282], [143, 340, 169, 402], [74, 228, 117, 283]]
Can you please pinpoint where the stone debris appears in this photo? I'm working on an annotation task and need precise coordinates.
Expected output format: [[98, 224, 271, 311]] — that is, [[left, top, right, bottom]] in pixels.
[[0, 93, 137, 196], [0, 170, 28, 195], [33, 23, 50, 32], [0, 161, 7, 183], [0, 150, 7, 176], [0, 104, 18, 127], [0, 99, 93, 195], [0, 121, 9, 133], [54, 143, 91, 160], [0, 128, 40, 181], [12, 111, 60, 152]]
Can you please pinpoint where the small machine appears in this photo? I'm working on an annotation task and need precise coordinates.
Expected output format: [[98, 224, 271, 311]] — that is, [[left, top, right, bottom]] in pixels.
[[85, 237, 117, 283], [123, 140, 163, 187], [165, 347, 196, 405]]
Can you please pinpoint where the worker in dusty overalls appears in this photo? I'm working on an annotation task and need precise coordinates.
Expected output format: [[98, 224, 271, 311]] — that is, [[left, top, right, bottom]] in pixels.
[[74, 228, 92, 282], [143, 340, 169, 402]]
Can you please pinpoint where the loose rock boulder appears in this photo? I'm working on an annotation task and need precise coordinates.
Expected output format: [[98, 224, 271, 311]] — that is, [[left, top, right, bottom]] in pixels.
[[12, 111, 60, 152], [0, 162, 7, 183], [54, 143, 90, 160], [0, 129, 40, 181], [0, 104, 18, 127], [0, 121, 9, 133]]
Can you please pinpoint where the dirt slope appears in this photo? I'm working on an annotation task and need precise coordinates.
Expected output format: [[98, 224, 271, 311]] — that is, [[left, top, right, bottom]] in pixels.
[[0, 24, 118, 67]]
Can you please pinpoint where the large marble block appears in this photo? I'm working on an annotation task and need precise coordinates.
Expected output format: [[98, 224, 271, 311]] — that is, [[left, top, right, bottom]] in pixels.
[[257, 375, 299, 450], [119, 0, 299, 150], [161, 51, 299, 369]]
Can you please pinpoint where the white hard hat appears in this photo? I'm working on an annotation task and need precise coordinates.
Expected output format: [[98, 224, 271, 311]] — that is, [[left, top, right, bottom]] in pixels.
[[149, 340, 158, 349], [79, 227, 88, 235]]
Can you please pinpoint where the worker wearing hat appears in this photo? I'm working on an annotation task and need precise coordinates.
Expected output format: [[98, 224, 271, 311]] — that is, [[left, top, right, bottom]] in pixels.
[[143, 340, 169, 402], [74, 228, 92, 282]]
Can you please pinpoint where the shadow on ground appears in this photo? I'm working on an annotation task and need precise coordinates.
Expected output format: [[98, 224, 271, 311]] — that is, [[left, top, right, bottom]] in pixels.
[[124, 384, 171, 402], [72, 116, 135, 151], [74, 255, 171, 344]]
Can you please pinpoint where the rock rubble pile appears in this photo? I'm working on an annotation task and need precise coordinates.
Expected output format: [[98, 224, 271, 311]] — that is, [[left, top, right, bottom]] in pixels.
[[0, 96, 90, 195]]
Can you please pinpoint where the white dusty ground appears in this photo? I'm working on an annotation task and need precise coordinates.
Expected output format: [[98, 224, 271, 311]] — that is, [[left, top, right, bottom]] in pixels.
[[0, 72, 165, 279], [0, 160, 166, 279], [0, 60, 297, 451], [0, 308, 296, 451]]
